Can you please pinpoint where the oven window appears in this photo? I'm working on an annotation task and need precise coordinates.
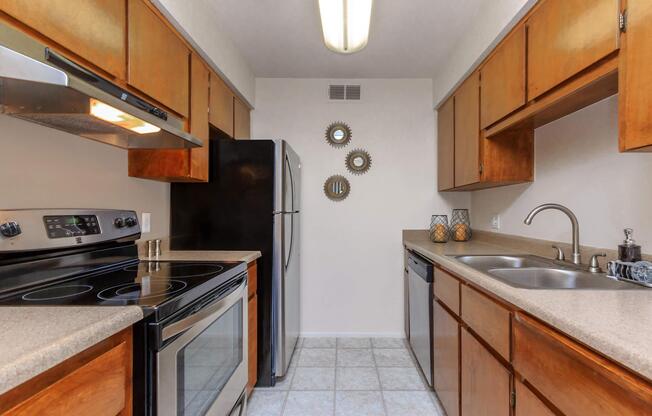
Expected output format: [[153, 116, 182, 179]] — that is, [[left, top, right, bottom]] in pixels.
[[179, 299, 243, 416]]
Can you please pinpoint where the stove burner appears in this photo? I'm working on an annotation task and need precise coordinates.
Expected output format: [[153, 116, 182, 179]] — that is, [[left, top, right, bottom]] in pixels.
[[22, 285, 94, 301], [124, 263, 224, 278], [97, 279, 187, 301]]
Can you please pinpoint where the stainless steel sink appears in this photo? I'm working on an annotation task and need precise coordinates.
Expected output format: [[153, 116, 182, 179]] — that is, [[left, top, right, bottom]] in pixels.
[[451, 254, 638, 290], [454, 255, 552, 269]]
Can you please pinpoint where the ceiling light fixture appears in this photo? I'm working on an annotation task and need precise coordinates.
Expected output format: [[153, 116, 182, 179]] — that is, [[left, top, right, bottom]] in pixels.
[[89, 99, 161, 134], [318, 0, 373, 54]]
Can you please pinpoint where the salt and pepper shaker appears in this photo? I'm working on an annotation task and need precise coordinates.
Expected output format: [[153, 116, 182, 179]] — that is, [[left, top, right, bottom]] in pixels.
[[147, 239, 162, 259], [618, 228, 641, 262]]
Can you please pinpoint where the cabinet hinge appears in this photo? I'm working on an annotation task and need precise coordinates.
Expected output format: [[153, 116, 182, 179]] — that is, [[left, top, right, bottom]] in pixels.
[[479, 163, 484, 175], [619, 10, 627, 33], [510, 390, 516, 408]]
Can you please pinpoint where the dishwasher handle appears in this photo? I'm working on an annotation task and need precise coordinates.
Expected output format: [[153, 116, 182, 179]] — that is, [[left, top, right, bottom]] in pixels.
[[407, 250, 433, 283]]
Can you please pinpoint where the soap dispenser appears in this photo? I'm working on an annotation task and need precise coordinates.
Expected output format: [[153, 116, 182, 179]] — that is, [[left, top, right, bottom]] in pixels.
[[618, 228, 642, 262]]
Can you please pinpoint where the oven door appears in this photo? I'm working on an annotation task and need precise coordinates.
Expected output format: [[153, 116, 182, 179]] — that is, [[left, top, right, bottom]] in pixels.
[[155, 278, 248, 416]]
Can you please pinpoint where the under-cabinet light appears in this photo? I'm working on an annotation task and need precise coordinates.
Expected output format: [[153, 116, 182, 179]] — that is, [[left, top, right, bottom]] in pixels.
[[89, 99, 161, 134]]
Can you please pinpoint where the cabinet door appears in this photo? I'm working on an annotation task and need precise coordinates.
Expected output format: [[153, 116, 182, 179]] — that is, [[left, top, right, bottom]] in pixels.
[[234, 97, 251, 139], [437, 97, 455, 191], [480, 25, 526, 128], [128, 0, 189, 117], [247, 294, 258, 394], [209, 72, 234, 137], [454, 72, 480, 187], [527, 0, 619, 99], [1, 0, 126, 79], [515, 379, 555, 416], [461, 327, 511, 416], [619, 0, 652, 151], [433, 301, 459, 416], [128, 53, 209, 181]]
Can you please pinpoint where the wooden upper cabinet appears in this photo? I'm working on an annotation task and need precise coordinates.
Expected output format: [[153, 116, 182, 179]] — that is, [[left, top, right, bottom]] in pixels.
[[128, 53, 210, 182], [480, 25, 526, 128], [619, 0, 652, 151], [234, 97, 251, 139], [209, 72, 235, 137], [0, 0, 126, 79], [127, 0, 189, 117], [461, 327, 511, 416], [527, 0, 619, 99], [437, 97, 455, 191], [433, 301, 460, 416], [454, 72, 480, 187]]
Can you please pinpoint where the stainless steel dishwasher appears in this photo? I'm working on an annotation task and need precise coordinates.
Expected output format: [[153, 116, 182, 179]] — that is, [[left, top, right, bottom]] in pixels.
[[407, 250, 433, 387]]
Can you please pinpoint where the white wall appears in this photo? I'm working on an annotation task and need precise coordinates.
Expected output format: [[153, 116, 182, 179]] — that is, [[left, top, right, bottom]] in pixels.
[[154, 0, 256, 107], [253, 78, 469, 336], [0, 116, 170, 239], [432, 0, 535, 107], [471, 95, 652, 251]]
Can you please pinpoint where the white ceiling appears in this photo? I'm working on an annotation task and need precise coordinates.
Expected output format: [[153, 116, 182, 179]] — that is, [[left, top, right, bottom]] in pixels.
[[203, 0, 487, 78]]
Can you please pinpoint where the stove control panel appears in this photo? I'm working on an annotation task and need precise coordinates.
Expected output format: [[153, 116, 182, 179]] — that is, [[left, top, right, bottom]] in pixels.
[[0, 209, 140, 252], [44, 215, 100, 239]]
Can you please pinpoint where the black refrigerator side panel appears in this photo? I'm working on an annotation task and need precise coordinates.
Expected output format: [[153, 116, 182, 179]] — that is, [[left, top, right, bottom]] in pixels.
[[170, 138, 277, 386]]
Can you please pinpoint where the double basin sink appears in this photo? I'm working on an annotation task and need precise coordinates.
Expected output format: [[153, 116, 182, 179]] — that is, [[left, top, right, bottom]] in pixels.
[[451, 255, 636, 290]]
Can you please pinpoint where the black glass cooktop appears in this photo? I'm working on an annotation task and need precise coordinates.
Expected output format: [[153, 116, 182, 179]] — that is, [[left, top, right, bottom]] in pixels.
[[0, 260, 246, 320]]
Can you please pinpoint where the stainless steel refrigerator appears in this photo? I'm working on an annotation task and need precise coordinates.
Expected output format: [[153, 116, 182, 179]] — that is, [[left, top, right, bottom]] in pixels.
[[170, 138, 301, 386]]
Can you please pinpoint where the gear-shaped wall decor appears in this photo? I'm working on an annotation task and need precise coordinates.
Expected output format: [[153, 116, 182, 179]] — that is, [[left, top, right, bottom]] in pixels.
[[323, 175, 350, 201], [345, 149, 372, 175], [325, 122, 352, 148]]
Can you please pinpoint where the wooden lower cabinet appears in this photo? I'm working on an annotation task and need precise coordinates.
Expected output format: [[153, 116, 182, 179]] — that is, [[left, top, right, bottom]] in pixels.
[[432, 300, 459, 416], [513, 313, 652, 416], [247, 261, 258, 394], [0, 328, 132, 416], [461, 327, 511, 416], [514, 379, 555, 416]]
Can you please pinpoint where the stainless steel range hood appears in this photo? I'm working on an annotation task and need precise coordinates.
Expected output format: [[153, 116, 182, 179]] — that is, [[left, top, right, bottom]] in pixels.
[[0, 24, 202, 149]]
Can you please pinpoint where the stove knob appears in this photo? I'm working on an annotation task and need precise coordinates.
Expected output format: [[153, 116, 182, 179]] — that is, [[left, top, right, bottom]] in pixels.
[[125, 217, 138, 227], [0, 221, 21, 238], [114, 218, 125, 228]]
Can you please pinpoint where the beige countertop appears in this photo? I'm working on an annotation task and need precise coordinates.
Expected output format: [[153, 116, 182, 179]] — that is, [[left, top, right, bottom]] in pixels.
[[138, 245, 261, 264], [0, 306, 143, 395], [403, 230, 652, 381]]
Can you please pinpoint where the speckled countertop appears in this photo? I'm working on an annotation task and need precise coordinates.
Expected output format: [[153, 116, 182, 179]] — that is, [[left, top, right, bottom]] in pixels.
[[138, 247, 261, 264], [403, 231, 652, 381], [0, 306, 142, 395]]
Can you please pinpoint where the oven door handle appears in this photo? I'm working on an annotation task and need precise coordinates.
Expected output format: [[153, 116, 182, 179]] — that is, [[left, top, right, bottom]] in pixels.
[[161, 278, 247, 342]]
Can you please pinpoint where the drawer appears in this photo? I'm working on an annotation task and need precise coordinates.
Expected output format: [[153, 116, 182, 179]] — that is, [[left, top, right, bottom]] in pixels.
[[513, 313, 652, 416], [461, 284, 510, 361], [247, 261, 257, 299], [434, 267, 460, 315], [5, 342, 129, 416]]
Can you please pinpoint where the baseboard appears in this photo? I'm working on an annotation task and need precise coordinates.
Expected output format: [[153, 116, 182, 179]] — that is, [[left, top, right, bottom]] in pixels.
[[300, 332, 404, 338]]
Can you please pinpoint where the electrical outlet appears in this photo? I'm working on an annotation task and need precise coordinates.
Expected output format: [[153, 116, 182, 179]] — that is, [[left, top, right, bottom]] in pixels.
[[491, 214, 501, 230], [141, 213, 151, 233]]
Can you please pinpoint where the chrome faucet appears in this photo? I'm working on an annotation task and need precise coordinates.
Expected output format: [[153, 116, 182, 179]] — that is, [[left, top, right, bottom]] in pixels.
[[524, 203, 581, 265]]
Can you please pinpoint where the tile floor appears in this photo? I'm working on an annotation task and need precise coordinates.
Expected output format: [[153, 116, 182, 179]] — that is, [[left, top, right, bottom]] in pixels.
[[247, 338, 446, 416]]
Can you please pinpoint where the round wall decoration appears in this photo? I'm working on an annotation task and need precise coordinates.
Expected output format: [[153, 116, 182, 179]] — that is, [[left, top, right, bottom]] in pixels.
[[325, 122, 352, 148], [345, 149, 372, 175], [323, 175, 351, 201]]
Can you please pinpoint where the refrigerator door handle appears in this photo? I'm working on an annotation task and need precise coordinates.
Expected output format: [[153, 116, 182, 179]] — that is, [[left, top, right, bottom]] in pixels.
[[285, 214, 294, 270]]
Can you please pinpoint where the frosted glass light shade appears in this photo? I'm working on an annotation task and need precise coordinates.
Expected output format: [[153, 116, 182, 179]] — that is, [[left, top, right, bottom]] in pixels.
[[318, 0, 373, 54]]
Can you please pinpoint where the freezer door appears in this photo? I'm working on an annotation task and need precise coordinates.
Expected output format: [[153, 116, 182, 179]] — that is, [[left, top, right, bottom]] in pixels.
[[275, 140, 301, 214]]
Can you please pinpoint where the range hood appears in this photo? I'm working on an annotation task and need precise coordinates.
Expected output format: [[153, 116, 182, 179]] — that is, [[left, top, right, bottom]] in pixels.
[[0, 24, 202, 149]]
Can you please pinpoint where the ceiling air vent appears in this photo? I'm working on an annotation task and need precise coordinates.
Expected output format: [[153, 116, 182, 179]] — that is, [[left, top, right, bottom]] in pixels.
[[328, 84, 361, 101], [329, 84, 345, 100], [345, 85, 361, 100]]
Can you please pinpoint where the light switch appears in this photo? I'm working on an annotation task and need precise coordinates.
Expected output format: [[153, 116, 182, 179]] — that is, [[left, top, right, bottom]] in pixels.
[[141, 212, 151, 233], [491, 214, 501, 230]]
